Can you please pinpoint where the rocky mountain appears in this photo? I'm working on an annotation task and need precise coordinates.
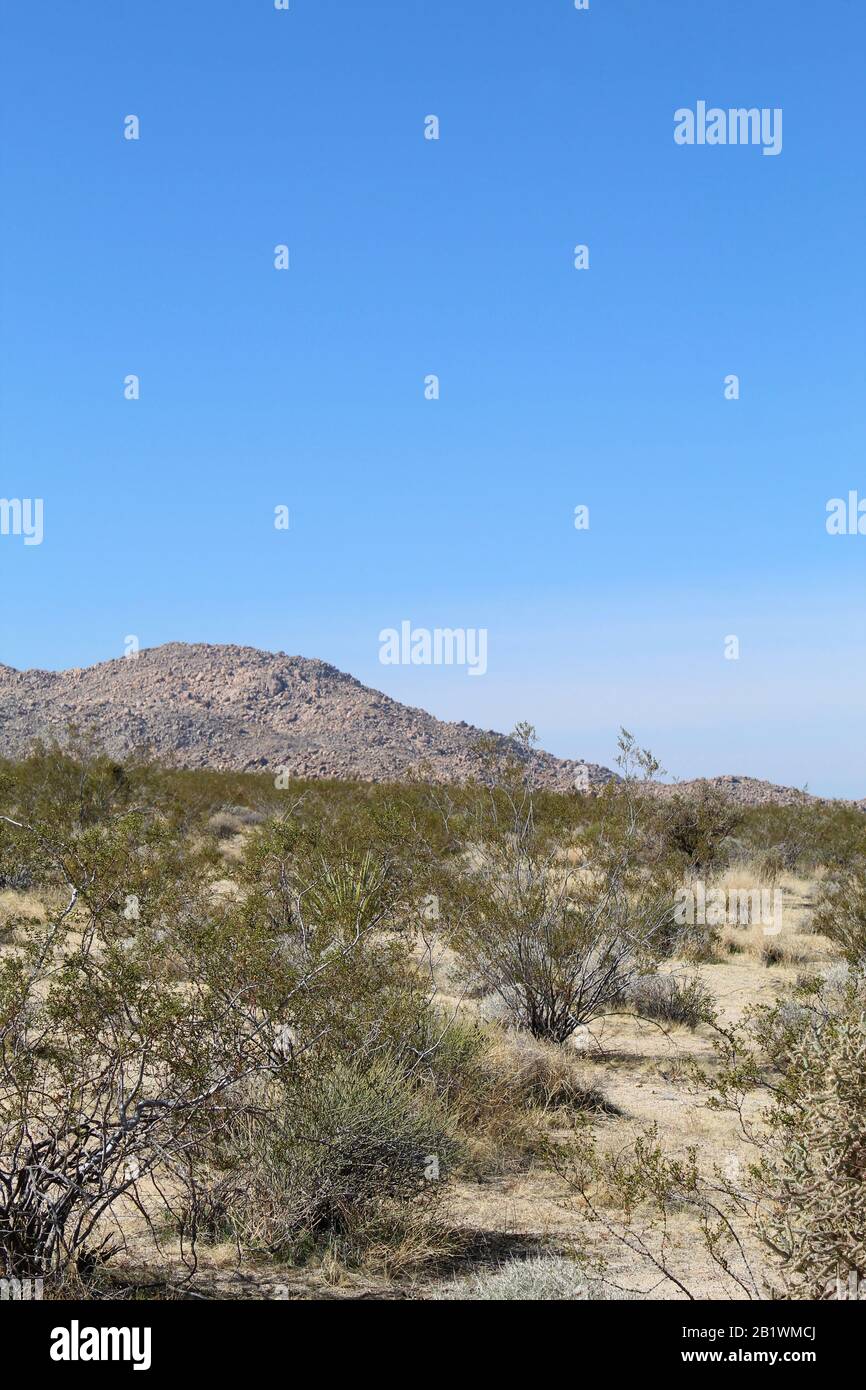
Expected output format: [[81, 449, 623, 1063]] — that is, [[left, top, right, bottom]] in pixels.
[[0, 642, 612, 791], [644, 774, 838, 810], [0, 644, 859, 808]]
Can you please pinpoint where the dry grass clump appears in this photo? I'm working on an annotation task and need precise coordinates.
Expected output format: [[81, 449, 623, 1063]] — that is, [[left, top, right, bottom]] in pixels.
[[483, 1029, 615, 1114], [625, 972, 716, 1030], [715, 924, 818, 968], [708, 870, 828, 967], [432, 1253, 620, 1301], [759, 938, 814, 969], [0, 888, 45, 944], [206, 810, 248, 841]]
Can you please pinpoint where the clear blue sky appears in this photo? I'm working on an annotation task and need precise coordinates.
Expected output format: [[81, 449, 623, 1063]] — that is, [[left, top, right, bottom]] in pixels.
[[1, 1, 864, 794]]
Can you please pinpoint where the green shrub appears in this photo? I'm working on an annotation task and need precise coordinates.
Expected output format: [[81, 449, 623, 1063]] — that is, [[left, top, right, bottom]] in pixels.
[[196, 1055, 457, 1260], [654, 782, 742, 875]]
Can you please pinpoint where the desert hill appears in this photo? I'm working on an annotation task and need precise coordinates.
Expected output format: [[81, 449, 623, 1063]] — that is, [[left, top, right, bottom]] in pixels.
[[0, 643, 859, 808], [0, 642, 610, 791]]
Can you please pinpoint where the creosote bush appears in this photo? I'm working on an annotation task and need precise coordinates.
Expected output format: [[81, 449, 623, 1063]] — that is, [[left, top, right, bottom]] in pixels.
[[438, 731, 676, 1043], [1, 733, 863, 1299], [0, 744, 455, 1282], [654, 781, 742, 876], [750, 981, 866, 1297]]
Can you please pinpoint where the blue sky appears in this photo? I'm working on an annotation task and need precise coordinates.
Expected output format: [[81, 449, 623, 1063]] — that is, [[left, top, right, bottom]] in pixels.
[[1, 1, 864, 794]]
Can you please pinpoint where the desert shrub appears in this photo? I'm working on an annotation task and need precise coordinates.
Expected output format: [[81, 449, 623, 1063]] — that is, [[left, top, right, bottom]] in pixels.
[[811, 861, 866, 966], [439, 735, 675, 1045], [814, 961, 853, 1005], [654, 782, 742, 875], [444, 844, 673, 1044], [751, 985, 866, 1297], [194, 1055, 457, 1261], [734, 804, 866, 876], [755, 969, 856, 1068], [412, 1012, 492, 1110], [0, 750, 445, 1283], [0, 807, 268, 1279], [0, 736, 139, 830], [626, 973, 716, 1030], [403, 1013, 545, 1176], [671, 916, 723, 963], [0, 867, 32, 890], [433, 1254, 616, 1301], [558, 1124, 766, 1299], [235, 820, 433, 1065]]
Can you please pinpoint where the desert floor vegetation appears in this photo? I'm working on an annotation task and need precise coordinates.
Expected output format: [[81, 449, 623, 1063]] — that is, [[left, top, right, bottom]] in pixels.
[[0, 732, 863, 1300]]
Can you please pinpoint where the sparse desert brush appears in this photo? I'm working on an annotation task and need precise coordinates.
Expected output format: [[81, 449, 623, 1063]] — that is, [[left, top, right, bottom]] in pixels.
[[0, 746, 450, 1285], [561, 975, 866, 1300], [0, 739, 862, 1300], [734, 803, 866, 876], [709, 879, 823, 967]]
